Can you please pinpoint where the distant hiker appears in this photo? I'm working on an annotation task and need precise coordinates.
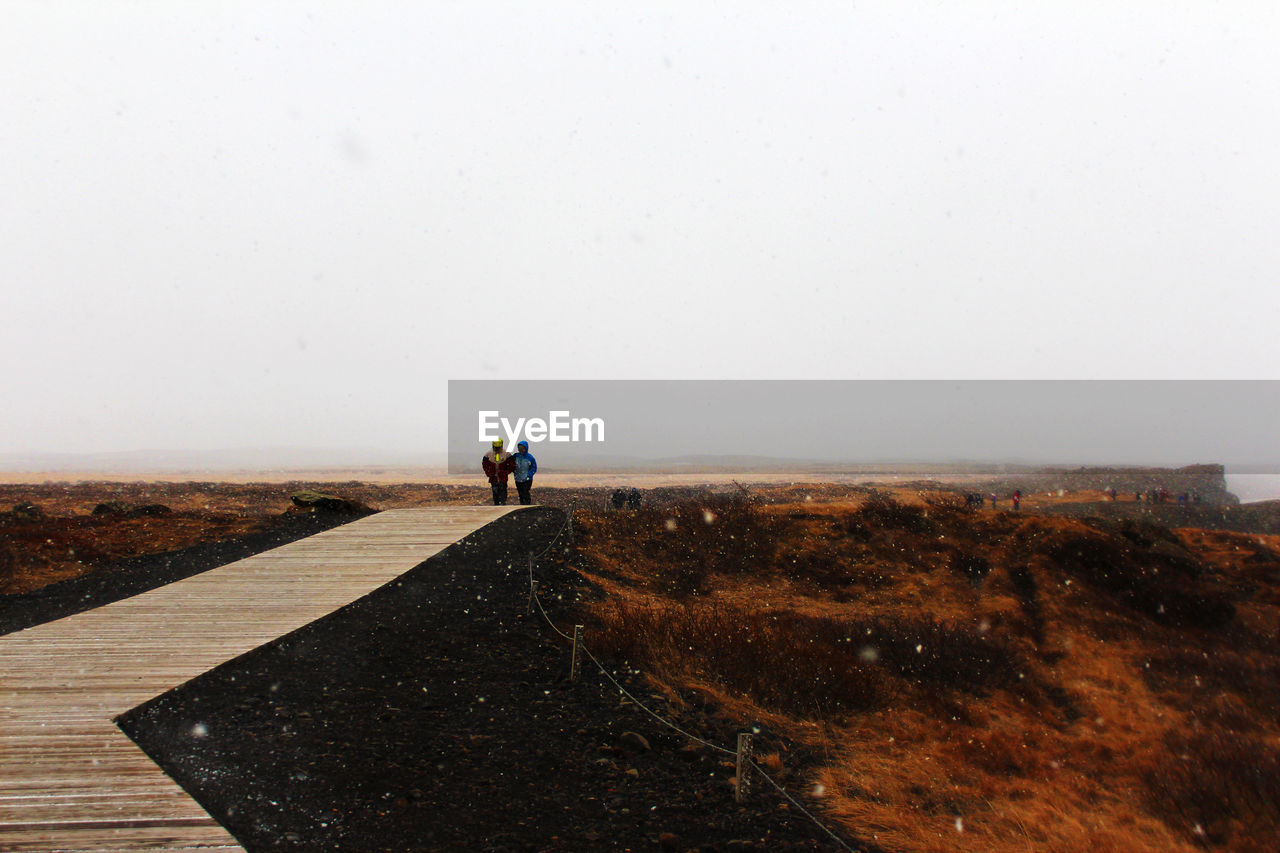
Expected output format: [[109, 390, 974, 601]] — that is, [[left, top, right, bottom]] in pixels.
[[610, 489, 627, 510], [989, 492, 998, 509], [627, 488, 643, 509], [512, 440, 538, 505], [482, 439, 515, 505], [1012, 490, 1021, 511]]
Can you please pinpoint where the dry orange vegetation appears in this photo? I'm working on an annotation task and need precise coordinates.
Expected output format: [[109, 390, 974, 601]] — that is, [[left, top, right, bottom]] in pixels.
[[0, 512, 266, 594], [571, 492, 1280, 853], [0, 481, 462, 595]]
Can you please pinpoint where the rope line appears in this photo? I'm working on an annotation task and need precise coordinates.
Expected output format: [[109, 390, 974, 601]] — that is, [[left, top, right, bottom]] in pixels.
[[580, 645, 736, 756], [522, 501, 855, 851], [524, 503, 575, 641], [530, 577, 574, 642], [746, 758, 858, 853], [529, 499, 575, 561]]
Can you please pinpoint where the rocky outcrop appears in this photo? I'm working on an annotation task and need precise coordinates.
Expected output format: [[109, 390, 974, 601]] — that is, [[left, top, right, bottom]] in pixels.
[[288, 491, 373, 514], [11, 502, 44, 521]]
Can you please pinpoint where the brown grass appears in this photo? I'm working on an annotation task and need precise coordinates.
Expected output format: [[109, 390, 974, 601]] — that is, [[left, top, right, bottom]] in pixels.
[[1143, 724, 1280, 850], [0, 511, 266, 594], [571, 493, 1280, 853]]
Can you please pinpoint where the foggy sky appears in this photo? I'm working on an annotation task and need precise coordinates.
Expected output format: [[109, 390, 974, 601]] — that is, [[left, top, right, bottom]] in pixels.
[[4, 2, 1279, 458]]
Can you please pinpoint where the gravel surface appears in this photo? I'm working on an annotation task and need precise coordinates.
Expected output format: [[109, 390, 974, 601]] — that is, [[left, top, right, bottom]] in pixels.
[[115, 507, 857, 852]]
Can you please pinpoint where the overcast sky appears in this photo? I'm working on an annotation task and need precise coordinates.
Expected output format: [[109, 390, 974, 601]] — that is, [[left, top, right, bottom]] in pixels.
[[3, 2, 1278, 457]]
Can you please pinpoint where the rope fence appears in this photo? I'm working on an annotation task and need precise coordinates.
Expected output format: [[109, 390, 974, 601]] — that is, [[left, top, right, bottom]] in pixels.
[[522, 501, 857, 853], [581, 644, 735, 758]]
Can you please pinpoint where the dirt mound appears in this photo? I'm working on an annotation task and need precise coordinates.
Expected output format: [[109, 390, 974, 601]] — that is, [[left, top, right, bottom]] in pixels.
[[288, 490, 373, 514], [10, 501, 44, 520], [91, 500, 174, 517]]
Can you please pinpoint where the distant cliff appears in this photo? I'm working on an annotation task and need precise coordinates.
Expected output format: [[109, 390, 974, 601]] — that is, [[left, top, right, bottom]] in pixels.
[[984, 464, 1236, 504]]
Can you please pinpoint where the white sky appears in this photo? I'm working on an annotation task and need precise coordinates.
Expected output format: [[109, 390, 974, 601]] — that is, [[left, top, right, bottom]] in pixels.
[[3, 2, 1278, 456]]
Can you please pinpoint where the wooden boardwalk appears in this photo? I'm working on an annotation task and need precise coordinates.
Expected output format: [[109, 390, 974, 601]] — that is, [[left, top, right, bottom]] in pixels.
[[0, 506, 522, 851]]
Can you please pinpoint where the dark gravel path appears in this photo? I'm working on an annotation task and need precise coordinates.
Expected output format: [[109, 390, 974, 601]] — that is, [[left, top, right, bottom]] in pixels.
[[116, 507, 854, 852]]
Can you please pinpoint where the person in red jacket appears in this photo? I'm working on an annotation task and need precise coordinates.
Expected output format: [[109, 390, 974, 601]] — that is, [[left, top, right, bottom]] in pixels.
[[482, 439, 516, 505]]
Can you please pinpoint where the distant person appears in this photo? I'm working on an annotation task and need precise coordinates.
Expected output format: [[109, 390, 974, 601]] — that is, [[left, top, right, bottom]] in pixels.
[[512, 440, 538, 505], [989, 492, 998, 509], [482, 439, 515, 505], [1012, 490, 1021, 511], [610, 489, 627, 510], [627, 487, 643, 509]]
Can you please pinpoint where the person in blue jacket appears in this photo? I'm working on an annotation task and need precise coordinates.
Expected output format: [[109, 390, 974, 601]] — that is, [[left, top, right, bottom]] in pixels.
[[512, 440, 538, 505]]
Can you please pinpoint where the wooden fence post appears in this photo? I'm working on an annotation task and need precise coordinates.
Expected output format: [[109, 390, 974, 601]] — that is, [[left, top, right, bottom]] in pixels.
[[570, 625, 584, 682], [527, 554, 536, 614], [735, 732, 754, 802]]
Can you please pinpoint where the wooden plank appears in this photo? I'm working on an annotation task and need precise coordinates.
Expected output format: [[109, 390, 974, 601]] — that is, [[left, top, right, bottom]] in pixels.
[[0, 823, 241, 851], [0, 506, 523, 852]]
